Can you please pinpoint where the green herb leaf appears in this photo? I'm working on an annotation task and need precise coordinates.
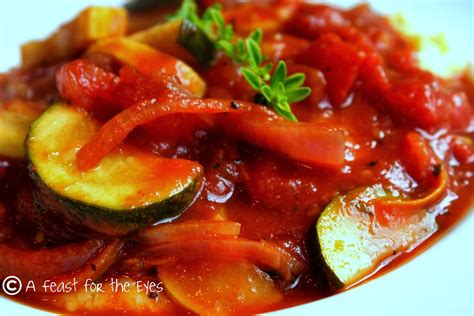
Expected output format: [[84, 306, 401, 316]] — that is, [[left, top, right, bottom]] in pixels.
[[261, 63, 273, 81], [274, 101, 298, 122], [216, 40, 235, 58], [223, 25, 233, 41], [270, 61, 287, 90], [276, 82, 286, 96], [246, 38, 262, 67], [168, 0, 197, 22], [284, 73, 306, 91], [286, 87, 312, 103], [241, 67, 262, 90], [249, 29, 263, 44], [236, 39, 245, 60], [170, 0, 312, 122], [207, 5, 224, 32], [261, 85, 273, 101]]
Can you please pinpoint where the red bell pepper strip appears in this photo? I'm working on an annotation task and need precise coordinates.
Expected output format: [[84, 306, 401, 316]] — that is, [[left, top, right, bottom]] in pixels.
[[76, 97, 346, 171], [76, 98, 256, 171]]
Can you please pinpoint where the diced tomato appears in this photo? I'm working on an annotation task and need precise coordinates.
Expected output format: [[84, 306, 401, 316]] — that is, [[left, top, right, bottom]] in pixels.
[[261, 34, 310, 62], [224, 3, 296, 34], [202, 60, 255, 102], [287, 64, 326, 105], [57, 60, 190, 118], [56, 59, 119, 118], [338, 29, 390, 95], [384, 71, 472, 130], [113, 66, 191, 109], [373, 132, 450, 225], [402, 132, 438, 186], [286, 4, 349, 39], [384, 78, 439, 129], [299, 33, 365, 107], [452, 136, 474, 164], [358, 50, 390, 96], [87, 38, 206, 97], [386, 49, 418, 72], [241, 154, 321, 211], [445, 91, 472, 130]]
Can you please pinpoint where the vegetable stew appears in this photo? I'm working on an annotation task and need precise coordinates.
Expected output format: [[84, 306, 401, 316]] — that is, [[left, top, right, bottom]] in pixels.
[[0, 0, 473, 315]]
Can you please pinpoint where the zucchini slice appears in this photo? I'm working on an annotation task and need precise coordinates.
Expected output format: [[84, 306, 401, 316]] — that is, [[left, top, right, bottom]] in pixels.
[[0, 100, 43, 159], [315, 186, 437, 290], [129, 18, 215, 66], [158, 260, 282, 315], [26, 104, 202, 237]]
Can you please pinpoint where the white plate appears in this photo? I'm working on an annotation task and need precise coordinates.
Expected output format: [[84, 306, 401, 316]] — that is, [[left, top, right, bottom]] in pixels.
[[0, 1, 473, 315]]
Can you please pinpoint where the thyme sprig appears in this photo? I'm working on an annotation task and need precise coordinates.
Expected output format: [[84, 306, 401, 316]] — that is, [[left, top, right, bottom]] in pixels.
[[169, 0, 311, 121]]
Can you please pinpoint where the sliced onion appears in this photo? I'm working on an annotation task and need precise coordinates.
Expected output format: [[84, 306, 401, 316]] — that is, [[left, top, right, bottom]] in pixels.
[[138, 220, 241, 244], [140, 238, 304, 282]]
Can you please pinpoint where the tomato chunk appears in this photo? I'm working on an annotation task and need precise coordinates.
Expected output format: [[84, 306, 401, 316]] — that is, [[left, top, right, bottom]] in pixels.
[[56, 59, 118, 117], [57, 60, 190, 116], [287, 4, 349, 39], [402, 132, 438, 186], [384, 71, 472, 130], [86, 38, 206, 97], [300, 33, 365, 107], [373, 132, 448, 225]]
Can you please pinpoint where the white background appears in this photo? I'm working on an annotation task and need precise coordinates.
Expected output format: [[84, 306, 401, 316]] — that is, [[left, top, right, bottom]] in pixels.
[[0, 1, 473, 315]]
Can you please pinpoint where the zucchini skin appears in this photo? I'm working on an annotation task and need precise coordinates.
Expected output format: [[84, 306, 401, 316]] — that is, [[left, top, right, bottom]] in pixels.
[[313, 187, 437, 291], [178, 19, 216, 66], [28, 163, 201, 237], [125, 0, 179, 12], [313, 227, 345, 291]]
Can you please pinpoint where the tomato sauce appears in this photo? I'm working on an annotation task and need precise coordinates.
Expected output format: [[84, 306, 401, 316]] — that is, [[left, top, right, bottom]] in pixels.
[[0, 1, 473, 314]]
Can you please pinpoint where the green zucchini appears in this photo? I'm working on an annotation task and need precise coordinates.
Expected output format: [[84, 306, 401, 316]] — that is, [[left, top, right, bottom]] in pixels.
[[129, 18, 215, 66], [177, 19, 216, 66], [314, 186, 437, 290], [124, 0, 179, 13], [26, 104, 202, 237]]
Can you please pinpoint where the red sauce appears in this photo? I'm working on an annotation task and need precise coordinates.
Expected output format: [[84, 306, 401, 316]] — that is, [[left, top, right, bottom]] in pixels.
[[1, 1, 473, 314]]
